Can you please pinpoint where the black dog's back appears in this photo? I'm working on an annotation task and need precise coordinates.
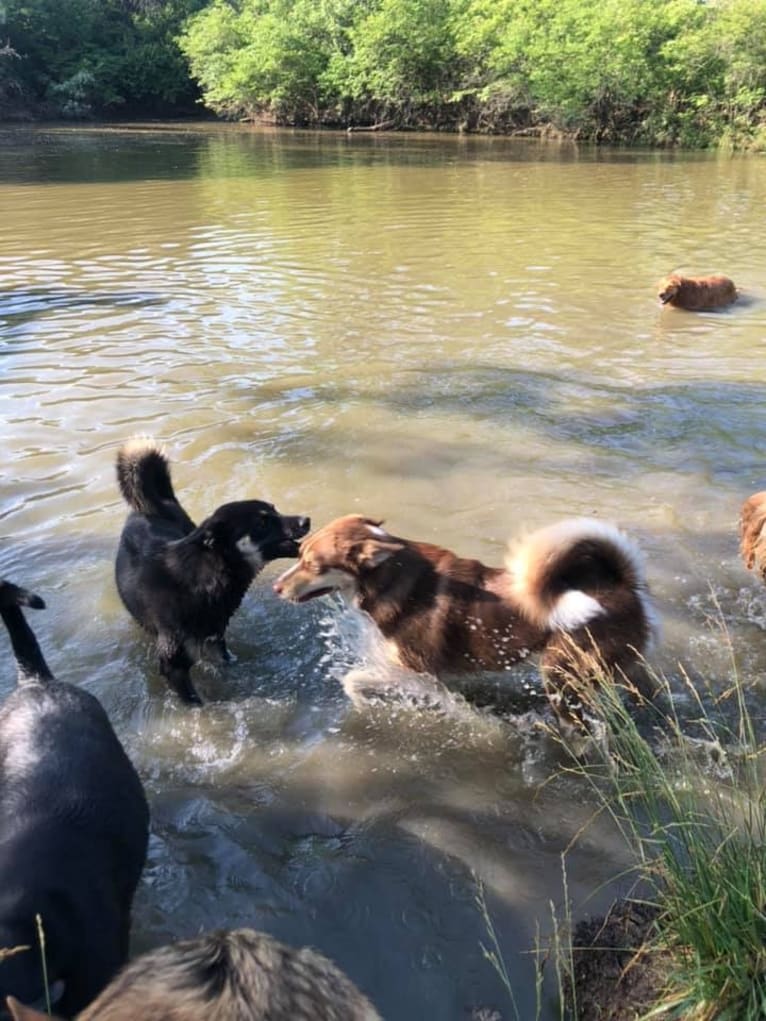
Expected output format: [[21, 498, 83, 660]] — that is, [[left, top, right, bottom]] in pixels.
[[0, 580, 149, 1016], [115, 438, 198, 642]]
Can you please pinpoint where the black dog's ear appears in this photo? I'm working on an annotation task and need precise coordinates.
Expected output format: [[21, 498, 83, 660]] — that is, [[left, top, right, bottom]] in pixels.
[[187, 522, 222, 549]]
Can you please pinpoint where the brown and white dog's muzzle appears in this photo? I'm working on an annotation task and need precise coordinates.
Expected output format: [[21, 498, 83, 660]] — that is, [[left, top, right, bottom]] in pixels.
[[273, 564, 357, 603]]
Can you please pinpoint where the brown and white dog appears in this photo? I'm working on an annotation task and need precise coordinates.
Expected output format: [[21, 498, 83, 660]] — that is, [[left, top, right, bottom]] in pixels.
[[739, 490, 766, 580], [657, 273, 737, 310], [273, 515, 659, 717]]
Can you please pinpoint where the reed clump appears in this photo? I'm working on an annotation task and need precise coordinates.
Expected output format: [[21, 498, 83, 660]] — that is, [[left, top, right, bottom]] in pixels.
[[559, 644, 766, 1021]]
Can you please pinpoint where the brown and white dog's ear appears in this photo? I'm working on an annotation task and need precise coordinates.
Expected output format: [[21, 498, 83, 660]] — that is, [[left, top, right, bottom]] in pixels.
[[355, 537, 404, 569], [740, 492, 766, 574]]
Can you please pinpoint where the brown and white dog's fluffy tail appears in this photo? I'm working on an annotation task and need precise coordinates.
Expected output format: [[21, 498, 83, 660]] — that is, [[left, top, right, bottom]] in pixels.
[[116, 437, 177, 516], [740, 491, 766, 580], [507, 518, 658, 651]]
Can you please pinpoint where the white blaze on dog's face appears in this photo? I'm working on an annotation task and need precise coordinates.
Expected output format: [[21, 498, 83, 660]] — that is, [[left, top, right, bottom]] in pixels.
[[273, 515, 402, 605]]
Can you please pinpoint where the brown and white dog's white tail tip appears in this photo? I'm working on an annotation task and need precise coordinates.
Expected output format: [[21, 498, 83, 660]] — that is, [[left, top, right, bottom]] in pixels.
[[506, 517, 653, 634]]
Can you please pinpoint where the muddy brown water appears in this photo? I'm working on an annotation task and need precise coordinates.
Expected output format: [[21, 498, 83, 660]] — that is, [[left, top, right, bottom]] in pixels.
[[2, 123, 766, 1020]]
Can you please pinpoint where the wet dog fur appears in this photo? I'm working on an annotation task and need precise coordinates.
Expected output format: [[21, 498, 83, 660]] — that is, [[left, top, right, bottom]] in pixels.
[[115, 438, 310, 704], [740, 490, 766, 581], [7, 928, 381, 1021], [657, 273, 737, 310], [0, 580, 149, 1019], [274, 515, 659, 718]]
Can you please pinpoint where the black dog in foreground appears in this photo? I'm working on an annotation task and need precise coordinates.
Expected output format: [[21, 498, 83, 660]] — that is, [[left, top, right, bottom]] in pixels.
[[0, 579, 149, 1019], [115, 438, 310, 704]]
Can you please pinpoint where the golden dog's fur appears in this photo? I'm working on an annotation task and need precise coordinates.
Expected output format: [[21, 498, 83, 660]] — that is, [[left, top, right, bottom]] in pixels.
[[274, 514, 659, 717], [740, 491, 766, 581], [657, 273, 737, 310]]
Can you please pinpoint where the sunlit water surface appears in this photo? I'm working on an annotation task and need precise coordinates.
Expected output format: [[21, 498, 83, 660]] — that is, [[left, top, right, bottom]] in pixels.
[[2, 123, 766, 1019]]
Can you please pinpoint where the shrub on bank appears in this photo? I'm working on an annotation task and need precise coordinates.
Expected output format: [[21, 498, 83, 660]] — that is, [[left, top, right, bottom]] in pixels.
[[0, 0, 205, 119], [179, 0, 766, 148]]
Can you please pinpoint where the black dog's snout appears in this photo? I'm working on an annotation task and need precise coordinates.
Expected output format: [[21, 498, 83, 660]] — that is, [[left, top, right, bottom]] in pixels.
[[291, 516, 311, 538]]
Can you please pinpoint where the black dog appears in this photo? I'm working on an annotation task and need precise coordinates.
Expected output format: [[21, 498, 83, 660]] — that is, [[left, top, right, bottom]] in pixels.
[[115, 438, 310, 704], [0, 579, 149, 1019]]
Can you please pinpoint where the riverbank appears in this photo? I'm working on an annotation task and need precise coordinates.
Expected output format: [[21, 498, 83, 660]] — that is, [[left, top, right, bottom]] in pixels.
[[178, 0, 766, 151]]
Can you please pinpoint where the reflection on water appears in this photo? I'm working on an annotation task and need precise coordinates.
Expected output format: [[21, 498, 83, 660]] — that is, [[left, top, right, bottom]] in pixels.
[[2, 123, 766, 1019]]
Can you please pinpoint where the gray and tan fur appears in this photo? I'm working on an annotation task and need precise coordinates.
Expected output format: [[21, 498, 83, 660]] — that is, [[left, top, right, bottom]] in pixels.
[[8, 928, 381, 1021]]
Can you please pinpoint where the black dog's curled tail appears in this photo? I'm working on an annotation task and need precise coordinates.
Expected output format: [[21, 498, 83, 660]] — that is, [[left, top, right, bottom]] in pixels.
[[0, 578, 55, 684], [116, 437, 176, 516]]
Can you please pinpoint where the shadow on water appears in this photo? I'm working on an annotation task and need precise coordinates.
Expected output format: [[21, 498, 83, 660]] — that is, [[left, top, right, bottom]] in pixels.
[[222, 368, 766, 487], [135, 787, 558, 1021], [130, 694, 634, 1021], [0, 286, 165, 334]]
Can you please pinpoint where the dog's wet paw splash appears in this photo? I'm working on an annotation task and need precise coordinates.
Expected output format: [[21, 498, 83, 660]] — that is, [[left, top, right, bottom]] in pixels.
[[735, 584, 766, 631], [315, 600, 372, 690]]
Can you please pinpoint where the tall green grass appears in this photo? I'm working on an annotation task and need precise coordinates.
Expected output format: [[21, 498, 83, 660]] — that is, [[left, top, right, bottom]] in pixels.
[[559, 646, 766, 1020]]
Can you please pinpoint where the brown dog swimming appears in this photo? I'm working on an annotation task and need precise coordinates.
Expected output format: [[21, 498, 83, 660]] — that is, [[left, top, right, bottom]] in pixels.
[[740, 490, 766, 580], [657, 273, 737, 310], [274, 515, 659, 716], [7, 928, 381, 1021]]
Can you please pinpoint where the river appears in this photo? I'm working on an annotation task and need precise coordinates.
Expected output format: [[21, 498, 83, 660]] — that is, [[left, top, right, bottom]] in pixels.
[[2, 122, 766, 1020]]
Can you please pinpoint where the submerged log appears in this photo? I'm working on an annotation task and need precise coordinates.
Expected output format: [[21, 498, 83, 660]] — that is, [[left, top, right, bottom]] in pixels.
[[347, 120, 396, 133]]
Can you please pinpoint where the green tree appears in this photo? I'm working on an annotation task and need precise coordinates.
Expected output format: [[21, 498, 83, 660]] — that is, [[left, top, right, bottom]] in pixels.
[[2, 0, 204, 117], [341, 0, 460, 115], [179, 0, 365, 124]]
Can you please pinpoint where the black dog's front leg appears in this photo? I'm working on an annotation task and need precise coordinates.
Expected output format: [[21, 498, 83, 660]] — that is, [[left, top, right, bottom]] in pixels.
[[204, 634, 236, 664], [158, 639, 202, 705]]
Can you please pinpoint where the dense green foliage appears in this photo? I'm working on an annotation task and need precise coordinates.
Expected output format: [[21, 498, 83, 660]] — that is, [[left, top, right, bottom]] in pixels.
[[2, 0, 765, 147], [0, 0, 205, 117], [178, 0, 766, 147]]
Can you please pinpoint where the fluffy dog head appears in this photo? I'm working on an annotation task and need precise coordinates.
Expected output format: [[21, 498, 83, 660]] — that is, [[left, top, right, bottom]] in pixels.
[[657, 274, 682, 305], [273, 515, 404, 603]]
